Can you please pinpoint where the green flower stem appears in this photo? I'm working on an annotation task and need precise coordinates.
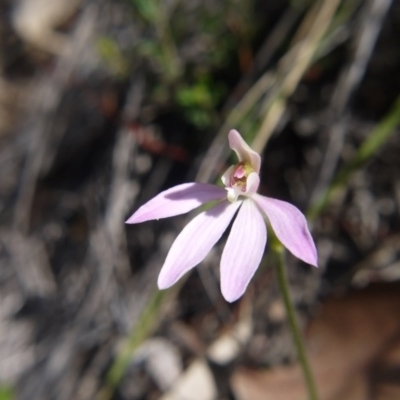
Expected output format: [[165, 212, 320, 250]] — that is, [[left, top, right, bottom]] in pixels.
[[272, 236, 318, 400], [96, 289, 166, 400], [308, 94, 400, 221]]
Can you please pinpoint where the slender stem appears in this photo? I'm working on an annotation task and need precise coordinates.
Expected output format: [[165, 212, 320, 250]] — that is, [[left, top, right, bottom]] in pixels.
[[307, 94, 400, 221], [273, 240, 318, 400], [96, 289, 166, 400]]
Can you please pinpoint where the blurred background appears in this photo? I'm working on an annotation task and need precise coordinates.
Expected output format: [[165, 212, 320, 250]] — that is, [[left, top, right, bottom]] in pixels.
[[0, 0, 400, 399]]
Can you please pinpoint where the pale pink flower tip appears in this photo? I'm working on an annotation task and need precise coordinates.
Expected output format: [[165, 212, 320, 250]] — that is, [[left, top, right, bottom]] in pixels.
[[126, 130, 318, 302]]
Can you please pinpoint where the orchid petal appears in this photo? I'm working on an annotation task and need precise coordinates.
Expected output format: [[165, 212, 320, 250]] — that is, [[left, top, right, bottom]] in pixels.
[[253, 194, 318, 266], [228, 130, 261, 173], [244, 172, 260, 196], [158, 200, 242, 289], [126, 183, 226, 224], [220, 199, 266, 302], [221, 165, 234, 187]]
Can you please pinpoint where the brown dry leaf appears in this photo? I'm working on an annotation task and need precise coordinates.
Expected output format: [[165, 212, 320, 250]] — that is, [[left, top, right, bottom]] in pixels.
[[374, 336, 400, 400], [377, 335, 400, 366], [232, 283, 400, 400], [375, 384, 400, 400]]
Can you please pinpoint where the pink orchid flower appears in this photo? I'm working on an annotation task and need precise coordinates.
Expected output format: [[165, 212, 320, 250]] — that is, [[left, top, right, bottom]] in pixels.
[[127, 130, 317, 302]]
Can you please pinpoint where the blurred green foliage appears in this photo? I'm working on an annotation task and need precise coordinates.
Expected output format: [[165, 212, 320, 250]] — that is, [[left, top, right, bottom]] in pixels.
[[97, 37, 130, 77], [124, 0, 258, 128], [0, 386, 14, 400], [175, 78, 226, 128], [130, 0, 159, 23]]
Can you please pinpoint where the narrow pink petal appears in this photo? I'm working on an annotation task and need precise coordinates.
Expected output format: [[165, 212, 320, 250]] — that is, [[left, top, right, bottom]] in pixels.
[[220, 199, 267, 302], [253, 194, 318, 266], [158, 200, 242, 289], [126, 183, 226, 224], [228, 130, 261, 173]]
